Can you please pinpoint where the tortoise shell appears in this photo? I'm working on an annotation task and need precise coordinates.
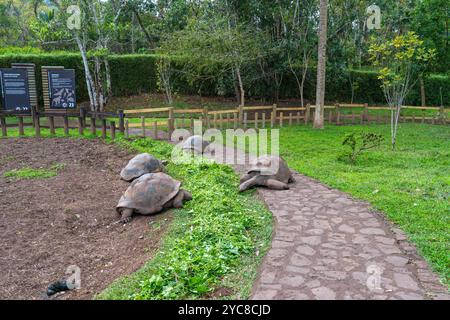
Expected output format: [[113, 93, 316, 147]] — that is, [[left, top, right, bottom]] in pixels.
[[117, 173, 181, 215], [248, 155, 292, 183], [120, 153, 166, 182]]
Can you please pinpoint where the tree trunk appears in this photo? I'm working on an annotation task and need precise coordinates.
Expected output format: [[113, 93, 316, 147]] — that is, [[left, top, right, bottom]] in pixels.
[[74, 33, 97, 111], [133, 8, 153, 48], [131, 12, 136, 53], [420, 76, 426, 107], [104, 58, 112, 98], [314, 0, 328, 129], [235, 66, 245, 106]]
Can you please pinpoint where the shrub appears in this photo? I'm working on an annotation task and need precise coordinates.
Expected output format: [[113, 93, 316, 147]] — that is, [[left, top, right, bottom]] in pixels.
[[340, 132, 383, 163]]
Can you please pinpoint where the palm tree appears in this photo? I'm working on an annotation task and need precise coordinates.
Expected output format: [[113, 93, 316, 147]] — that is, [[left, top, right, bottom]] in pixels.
[[314, 0, 328, 129]]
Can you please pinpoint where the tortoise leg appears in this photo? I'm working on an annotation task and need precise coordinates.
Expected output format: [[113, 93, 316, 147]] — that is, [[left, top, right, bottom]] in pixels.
[[289, 175, 296, 183], [120, 208, 134, 224], [239, 176, 260, 192], [265, 179, 290, 190], [240, 173, 254, 184], [172, 190, 186, 209]]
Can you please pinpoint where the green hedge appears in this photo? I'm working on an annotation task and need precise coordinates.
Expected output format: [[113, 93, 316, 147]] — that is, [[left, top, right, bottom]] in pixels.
[[0, 53, 448, 107], [0, 53, 158, 108]]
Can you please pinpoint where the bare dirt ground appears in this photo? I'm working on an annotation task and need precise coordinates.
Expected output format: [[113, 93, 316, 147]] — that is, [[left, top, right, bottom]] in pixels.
[[0, 138, 171, 300]]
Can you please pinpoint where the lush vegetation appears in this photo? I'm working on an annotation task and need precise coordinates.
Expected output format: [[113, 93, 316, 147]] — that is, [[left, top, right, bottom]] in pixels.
[[258, 123, 448, 285], [1, 53, 448, 107], [1, 1, 448, 110], [1, 128, 273, 299]]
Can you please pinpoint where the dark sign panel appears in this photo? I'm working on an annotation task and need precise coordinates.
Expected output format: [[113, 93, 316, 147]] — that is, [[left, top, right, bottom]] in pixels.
[[0, 68, 31, 113], [48, 69, 77, 109]]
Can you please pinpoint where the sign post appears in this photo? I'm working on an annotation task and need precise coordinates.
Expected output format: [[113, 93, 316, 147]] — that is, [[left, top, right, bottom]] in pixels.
[[0, 68, 31, 113]]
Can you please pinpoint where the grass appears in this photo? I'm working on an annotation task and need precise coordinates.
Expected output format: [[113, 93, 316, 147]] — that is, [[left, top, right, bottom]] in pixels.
[[239, 123, 449, 286], [1, 127, 273, 300], [3, 163, 65, 180]]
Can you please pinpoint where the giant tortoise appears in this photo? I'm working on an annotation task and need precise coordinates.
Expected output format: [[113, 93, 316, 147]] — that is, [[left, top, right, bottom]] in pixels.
[[120, 153, 167, 182], [116, 172, 192, 223], [239, 155, 295, 192], [182, 135, 211, 155]]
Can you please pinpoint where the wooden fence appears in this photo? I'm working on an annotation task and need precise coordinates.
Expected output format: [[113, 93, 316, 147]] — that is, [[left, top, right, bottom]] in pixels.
[[1, 103, 448, 140], [0, 107, 120, 140]]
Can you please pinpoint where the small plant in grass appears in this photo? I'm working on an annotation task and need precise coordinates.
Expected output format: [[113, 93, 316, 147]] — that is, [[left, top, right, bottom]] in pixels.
[[3, 163, 65, 180], [340, 132, 383, 163]]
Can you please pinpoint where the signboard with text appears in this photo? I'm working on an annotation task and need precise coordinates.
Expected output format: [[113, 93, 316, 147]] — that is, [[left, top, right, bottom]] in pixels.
[[0, 68, 31, 113], [48, 69, 77, 109]]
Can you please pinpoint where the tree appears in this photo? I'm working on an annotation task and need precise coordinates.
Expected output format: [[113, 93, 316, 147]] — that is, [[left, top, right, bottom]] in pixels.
[[369, 32, 436, 149], [158, 8, 263, 106], [314, 0, 328, 129]]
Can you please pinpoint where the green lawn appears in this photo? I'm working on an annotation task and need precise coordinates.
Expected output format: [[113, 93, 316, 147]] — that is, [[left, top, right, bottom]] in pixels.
[[271, 123, 449, 286]]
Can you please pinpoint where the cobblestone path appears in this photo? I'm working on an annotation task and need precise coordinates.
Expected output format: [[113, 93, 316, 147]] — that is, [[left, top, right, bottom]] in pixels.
[[250, 173, 449, 300]]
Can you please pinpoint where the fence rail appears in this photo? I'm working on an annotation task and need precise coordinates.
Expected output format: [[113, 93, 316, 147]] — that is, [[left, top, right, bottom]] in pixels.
[[1, 103, 448, 140]]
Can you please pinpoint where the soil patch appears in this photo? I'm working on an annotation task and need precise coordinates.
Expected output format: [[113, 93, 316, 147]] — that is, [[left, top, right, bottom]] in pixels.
[[0, 138, 171, 300]]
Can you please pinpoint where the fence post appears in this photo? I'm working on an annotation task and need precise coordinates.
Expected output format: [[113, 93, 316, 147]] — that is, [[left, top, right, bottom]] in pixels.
[[118, 110, 125, 134], [125, 120, 129, 139], [63, 116, 69, 135], [35, 114, 41, 137], [31, 106, 38, 128], [18, 116, 24, 136], [219, 113, 223, 130], [234, 112, 238, 129], [203, 107, 209, 129], [305, 104, 311, 125], [168, 107, 174, 138], [154, 121, 158, 139], [335, 103, 341, 125], [244, 112, 248, 129], [141, 116, 146, 138], [49, 116, 55, 135], [238, 105, 244, 124], [102, 119, 107, 139], [213, 113, 217, 129], [289, 112, 293, 126], [439, 105, 445, 124], [364, 103, 369, 122], [78, 117, 84, 135], [1, 116, 7, 137], [262, 112, 266, 129], [90, 117, 96, 135], [110, 121, 116, 140], [271, 104, 277, 128], [255, 112, 259, 129]]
